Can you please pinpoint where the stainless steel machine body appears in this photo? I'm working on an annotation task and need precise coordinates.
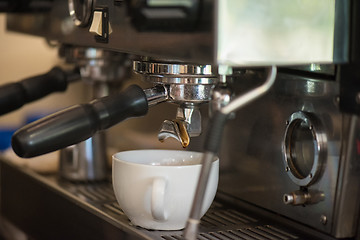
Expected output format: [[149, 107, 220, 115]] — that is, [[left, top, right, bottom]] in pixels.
[[2, 0, 360, 239], [6, 0, 347, 65], [219, 70, 359, 238]]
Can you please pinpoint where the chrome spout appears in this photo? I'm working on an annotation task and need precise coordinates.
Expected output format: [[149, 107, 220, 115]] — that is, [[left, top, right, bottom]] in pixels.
[[158, 119, 189, 148], [158, 105, 202, 147]]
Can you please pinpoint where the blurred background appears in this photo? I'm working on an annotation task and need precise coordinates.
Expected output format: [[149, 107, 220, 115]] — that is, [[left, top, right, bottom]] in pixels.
[[0, 13, 186, 153], [0, 13, 86, 127]]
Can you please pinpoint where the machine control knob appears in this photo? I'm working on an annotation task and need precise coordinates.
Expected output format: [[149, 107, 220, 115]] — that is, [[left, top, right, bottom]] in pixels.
[[127, 0, 201, 31], [68, 0, 93, 27], [283, 189, 324, 206]]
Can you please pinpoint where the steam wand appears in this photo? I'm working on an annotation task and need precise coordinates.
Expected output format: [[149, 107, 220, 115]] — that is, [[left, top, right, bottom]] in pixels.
[[183, 66, 277, 240]]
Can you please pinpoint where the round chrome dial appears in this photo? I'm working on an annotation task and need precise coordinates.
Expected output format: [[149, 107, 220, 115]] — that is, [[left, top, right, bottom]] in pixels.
[[68, 0, 93, 27], [283, 111, 327, 186]]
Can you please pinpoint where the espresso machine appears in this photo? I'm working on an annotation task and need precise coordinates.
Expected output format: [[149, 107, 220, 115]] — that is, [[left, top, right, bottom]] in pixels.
[[1, 0, 360, 240]]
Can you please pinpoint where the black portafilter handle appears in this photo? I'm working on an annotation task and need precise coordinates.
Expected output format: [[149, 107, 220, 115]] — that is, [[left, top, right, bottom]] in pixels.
[[11, 85, 149, 158], [0, 67, 80, 116]]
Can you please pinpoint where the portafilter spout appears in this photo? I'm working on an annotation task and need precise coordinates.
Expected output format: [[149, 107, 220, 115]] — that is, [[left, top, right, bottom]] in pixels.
[[158, 105, 201, 148], [183, 66, 277, 240], [11, 84, 168, 158]]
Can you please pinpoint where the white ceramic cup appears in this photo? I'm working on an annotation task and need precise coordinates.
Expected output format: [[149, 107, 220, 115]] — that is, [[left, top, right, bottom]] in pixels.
[[112, 149, 219, 230]]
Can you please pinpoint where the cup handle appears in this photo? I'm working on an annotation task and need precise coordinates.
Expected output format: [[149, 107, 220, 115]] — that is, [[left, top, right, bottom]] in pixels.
[[151, 177, 167, 221]]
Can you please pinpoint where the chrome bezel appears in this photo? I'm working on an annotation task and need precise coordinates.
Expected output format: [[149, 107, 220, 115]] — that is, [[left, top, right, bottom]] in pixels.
[[283, 111, 327, 186], [68, 0, 93, 27]]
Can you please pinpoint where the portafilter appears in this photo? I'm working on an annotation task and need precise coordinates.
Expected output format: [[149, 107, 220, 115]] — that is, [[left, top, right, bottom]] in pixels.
[[11, 59, 219, 158]]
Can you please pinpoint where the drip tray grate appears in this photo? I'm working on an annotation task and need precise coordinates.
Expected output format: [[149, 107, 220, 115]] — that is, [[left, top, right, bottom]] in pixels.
[[162, 225, 298, 240], [55, 180, 313, 240], [200, 225, 298, 240]]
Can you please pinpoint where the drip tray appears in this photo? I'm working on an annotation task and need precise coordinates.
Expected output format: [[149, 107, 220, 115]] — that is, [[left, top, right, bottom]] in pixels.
[[0, 159, 324, 240], [60, 181, 299, 240]]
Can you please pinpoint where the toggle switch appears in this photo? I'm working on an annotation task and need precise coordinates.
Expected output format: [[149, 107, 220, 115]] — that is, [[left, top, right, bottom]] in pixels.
[[89, 7, 112, 43], [89, 11, 103, 36]]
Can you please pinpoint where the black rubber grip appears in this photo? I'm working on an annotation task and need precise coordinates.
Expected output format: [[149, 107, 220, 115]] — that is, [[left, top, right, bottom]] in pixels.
[[0, 67, 71, 116], [11, 85, 148, 158], [203, 111, 228, 154]]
